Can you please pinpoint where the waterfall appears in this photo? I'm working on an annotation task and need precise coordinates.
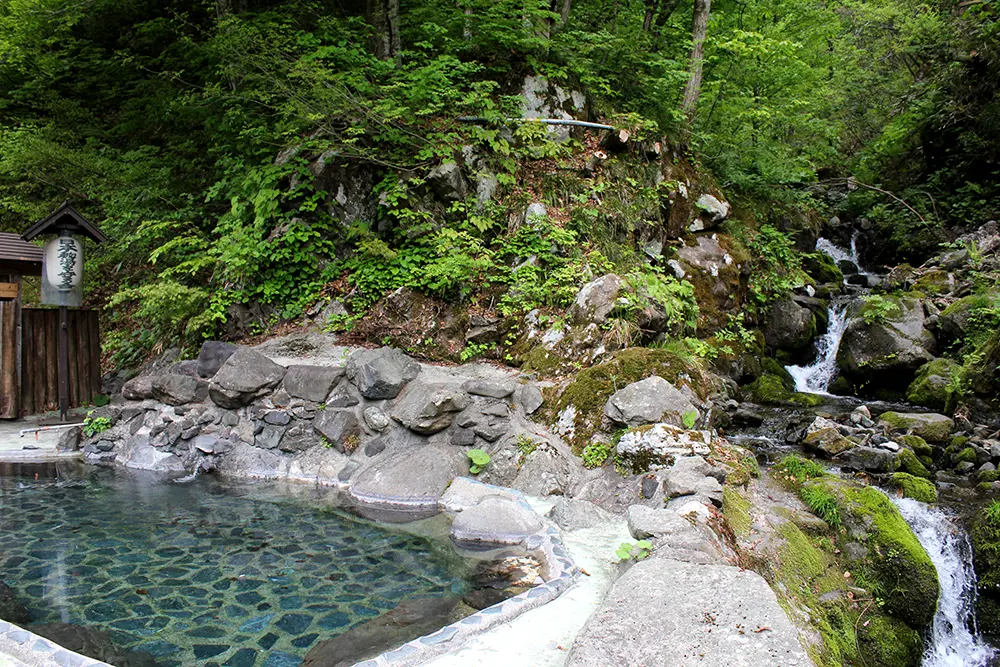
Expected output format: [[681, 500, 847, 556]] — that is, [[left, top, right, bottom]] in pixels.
[[894, 498, 997, 667], [786, 300, 849, 394], [816, 231, 871, 279]]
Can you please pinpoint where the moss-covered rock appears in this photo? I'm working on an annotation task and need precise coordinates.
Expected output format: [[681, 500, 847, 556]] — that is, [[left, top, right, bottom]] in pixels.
[[908, 268, 953, 296], [971, 501, 1000, 643], [722, 486, 752, 539], [895, 448, 931, 479], [856, 615, 924, 667], [889, 472, 938, 503], [906, 358, 961, 412], [547, 346, 709, 450], [745, 374, 826, 407], [898, 434, 933, 458], [802, 252, 844, 285], [956, 447, 978, 464], [878, 411, 954, 443], [938, 293, 995, 348], [803, 478, 939, 630]]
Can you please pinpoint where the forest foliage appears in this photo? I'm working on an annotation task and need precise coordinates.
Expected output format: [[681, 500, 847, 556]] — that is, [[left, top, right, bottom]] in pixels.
[[0, 0, 996, 363]]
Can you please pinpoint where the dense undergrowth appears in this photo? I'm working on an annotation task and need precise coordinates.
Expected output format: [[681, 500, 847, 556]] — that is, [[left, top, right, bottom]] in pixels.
[[0, 0, 996, 371]]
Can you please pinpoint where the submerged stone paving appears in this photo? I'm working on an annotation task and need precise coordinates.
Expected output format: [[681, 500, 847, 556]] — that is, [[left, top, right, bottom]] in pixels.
[[0, 466, 474, 667]]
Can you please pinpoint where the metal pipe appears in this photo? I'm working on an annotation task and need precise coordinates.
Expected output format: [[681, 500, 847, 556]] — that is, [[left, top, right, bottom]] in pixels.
[[19, 423, 85, 438], [457, 116, 616, 131]]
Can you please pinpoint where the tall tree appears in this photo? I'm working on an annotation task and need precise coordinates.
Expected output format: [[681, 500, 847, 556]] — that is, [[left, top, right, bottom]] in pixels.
[[681, 0, 711, 132]]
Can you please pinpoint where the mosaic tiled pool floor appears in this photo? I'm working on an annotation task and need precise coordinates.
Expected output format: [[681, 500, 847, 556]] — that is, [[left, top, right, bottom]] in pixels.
[[0, 465, 475, 667]]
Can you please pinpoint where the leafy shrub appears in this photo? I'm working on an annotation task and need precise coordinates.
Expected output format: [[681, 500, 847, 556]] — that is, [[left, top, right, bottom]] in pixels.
[[83, 415, 112, 438], [861, 294, 900, 326], [582, 440, 611, 469]]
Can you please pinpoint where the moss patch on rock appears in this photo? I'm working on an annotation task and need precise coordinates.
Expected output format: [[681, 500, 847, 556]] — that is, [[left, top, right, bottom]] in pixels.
[[895, 448, 931, 479], [898, 434, 933, 458], [547, 346, 709, 450], [803, 478, 939, 630], [723, 486, 752, 539], [889, 472, 938, 503], [746, 373, 826, 407], [878, 411, 954, 443], [906, 358, 961, 412], [972, 501, 1000, 643]]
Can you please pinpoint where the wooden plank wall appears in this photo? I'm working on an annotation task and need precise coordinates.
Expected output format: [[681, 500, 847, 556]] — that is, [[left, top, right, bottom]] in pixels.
[[0, 301, 17, 418], [19, 309, 101, 416]]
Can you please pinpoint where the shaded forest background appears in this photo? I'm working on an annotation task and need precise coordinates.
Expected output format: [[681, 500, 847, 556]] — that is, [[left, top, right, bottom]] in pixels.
[[0, 0, 996, 366]]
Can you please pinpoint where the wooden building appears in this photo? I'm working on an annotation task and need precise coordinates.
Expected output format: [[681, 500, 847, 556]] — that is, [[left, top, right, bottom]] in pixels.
[[0, 231, 101, 419]]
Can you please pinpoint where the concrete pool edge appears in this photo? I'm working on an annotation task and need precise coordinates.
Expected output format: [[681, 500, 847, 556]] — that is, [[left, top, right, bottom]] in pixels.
[[352, 480, 580, 667], [0, 619, 112, 667]]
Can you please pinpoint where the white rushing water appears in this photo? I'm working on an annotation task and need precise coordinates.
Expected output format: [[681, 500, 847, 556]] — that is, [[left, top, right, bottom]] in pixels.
[[816, 232, 872, 279], [894, 498, 997, 667], [786, 303, 849, 394]]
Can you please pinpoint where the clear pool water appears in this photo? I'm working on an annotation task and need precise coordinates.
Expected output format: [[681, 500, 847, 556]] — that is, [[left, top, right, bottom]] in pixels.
[[0, 463, 474, 667]]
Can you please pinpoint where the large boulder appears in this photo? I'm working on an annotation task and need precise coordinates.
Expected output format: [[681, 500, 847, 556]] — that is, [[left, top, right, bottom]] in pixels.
[[878, 411, 954, 444], [567, 559, 809, 667], [345, 347, 420, 400], [151, 373, 207, 406], [118, 437, 186, 473], [426, 162, 468, 202], [764, 297, 817, 352], [801, 417, 855, 457], [450, 495, 543, 545], [604, 376, 699, 428], [802, 478, 939, 629], [391, 382, 470, 434], [569, 274, 624, 324], [283, 364, 344, 402], [615, 424, 713, 473], [208, 348, 286, 408], [836, 297, 936, 395], [121, 376, 154, 401], [348, 444, 466, 510], [196, 340, 239, 378], [906, 358, 961, 411]]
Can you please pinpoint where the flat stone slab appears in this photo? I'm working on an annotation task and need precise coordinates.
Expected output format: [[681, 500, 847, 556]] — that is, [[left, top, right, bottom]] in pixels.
[[567, 558, 811, 666], [348, 444, 466, 509], [450, 496, 542, 546]]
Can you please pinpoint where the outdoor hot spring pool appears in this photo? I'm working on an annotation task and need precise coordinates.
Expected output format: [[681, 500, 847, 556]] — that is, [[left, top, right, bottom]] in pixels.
[[0, 463, 478, 667]]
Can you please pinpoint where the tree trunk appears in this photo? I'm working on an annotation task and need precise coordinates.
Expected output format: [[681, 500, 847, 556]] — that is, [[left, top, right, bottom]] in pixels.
[[560, 0, 572, 27], [368, 0, 401, 63], [680, 0, 711, 129]]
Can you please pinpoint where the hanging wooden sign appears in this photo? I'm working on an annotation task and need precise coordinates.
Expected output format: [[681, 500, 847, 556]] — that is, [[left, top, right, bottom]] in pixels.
[[0, 282, 17, 300]]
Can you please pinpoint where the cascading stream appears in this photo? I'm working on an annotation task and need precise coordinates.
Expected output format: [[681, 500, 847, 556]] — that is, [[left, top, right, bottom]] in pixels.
[[786, 300, 849, 394], [894, 498, 997, 667]]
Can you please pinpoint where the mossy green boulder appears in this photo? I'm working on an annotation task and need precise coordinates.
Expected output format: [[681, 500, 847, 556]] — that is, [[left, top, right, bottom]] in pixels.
[[802, 252, 844, 285], [889, 472, 938, 503], [971, 501, 1000, 643], [802, 478, 939, 630], [745, 374, 826, 407], [906, 358, 961, 412], [879, 411, 954, 443], [895, 448, 931, 479], [898, 434, 933, 458]]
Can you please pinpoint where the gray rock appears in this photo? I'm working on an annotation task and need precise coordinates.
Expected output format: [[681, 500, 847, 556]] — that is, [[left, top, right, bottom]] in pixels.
[[345, 347, 420, 400], [695, 193, 730, 222], [349, 444, 466, 509], [191, 434, 220, 454], [363, 406, 390, 432], [122, 376, 154, 401], [764, 297, 816, 351], [519, 384, 544, 414], [196, 340, 239, 378], [451, 427, 476, 446], [661, 456, 723, 503], [512, 444, 584, 497], [462, 378, 516, 399], [209, 348, 286, 408], [391, 382, 471, 434], [426, 162, 468, 202], [837, 298, 936, 393], [313, 409, 361, 452], [120, 437, 186, 473], [604, 376, 699, 427], [567, 559, 810, 667], [279, 422, 316, 453], [524, 202, 548, 223], [641, 475, 659, 499], [283, 364, 345, 402], [879, 411, 954, 443], [263, 410, 291, 426], [834, 446, 898, 473], [626, 505, 723, 561], [56, 426, 82, 452], [569, 274, 623, 324], [450, 496, 543, 545], [365, 439, 387, 457], [546, 498, 617, 531], [255, 425, 284, 450], [326, 382, 361, 408], [168, 359, 200, 377]]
